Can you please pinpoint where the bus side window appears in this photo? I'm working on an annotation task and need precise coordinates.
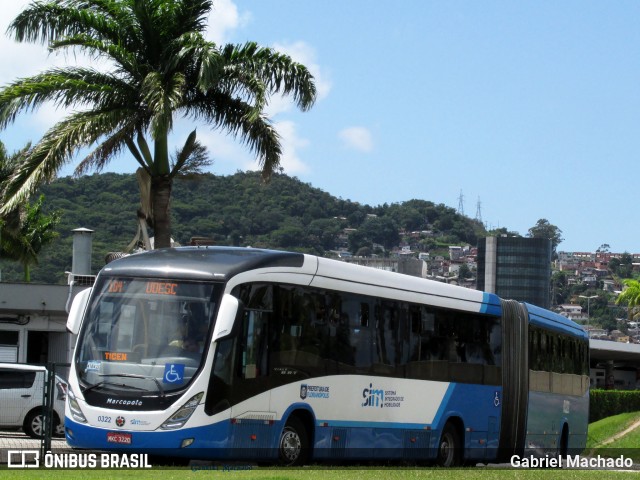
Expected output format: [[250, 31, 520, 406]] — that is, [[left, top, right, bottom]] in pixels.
[[239, 311, 268, 379]]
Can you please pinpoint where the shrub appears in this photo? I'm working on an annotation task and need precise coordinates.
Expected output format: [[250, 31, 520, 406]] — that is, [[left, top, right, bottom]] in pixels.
[[590, 389, 640, 422]]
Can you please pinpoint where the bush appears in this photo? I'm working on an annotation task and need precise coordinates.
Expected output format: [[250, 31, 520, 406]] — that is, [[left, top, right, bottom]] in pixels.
[[590, 389, 640, 422]]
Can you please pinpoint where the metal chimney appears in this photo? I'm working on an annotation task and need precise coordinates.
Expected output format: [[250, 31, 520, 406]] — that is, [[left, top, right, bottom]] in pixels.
[[71, 228, 94, 276]]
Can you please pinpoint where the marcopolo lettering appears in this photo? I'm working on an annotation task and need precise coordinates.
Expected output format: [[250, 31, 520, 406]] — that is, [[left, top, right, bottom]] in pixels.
[[106, 398, 143, 406]]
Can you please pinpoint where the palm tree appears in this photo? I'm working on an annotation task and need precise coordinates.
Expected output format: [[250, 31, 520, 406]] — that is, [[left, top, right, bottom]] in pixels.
[[1, 194, 61, 282], [0, 141, 29, 259], [2, 141, 61, 282], [0, 0, 316, 248], [616, 279, 640, 321]]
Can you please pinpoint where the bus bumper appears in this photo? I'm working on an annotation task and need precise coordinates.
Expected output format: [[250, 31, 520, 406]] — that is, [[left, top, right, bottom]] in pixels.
[[64, 417, 245, 460]]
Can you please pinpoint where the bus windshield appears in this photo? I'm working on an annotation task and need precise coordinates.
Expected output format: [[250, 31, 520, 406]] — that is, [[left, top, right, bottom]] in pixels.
[[76, 277, 221, 396]]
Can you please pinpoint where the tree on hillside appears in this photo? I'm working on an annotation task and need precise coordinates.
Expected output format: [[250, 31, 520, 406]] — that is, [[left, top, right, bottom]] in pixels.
[[527, 219, 563, 252], [487, 227, 520, 238], [609, 253, 633, 279], [0, 0, 316, 248]]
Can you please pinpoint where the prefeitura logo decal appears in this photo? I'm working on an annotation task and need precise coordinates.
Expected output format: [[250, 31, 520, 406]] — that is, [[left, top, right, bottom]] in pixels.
[[300, 384, 329, 400], [115, 416, 126, 427]]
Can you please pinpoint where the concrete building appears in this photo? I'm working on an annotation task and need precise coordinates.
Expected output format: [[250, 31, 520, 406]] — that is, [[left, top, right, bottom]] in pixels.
[[0, 229, 95, 364], [476, 236, 552, 309]]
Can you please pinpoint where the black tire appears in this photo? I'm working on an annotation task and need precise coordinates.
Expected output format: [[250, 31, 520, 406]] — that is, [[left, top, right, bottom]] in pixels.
[[559, 426, 569, 458], [23, 410, 44, 439], [278, 416, 309, 466], [23, 409, 61, 439], [54, 414, 65, 437], [437, 423, 462, 467]]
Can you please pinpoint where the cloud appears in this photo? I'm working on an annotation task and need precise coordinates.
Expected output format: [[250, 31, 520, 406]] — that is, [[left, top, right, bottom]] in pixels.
[[339, 127, 374, 153], [206, 0, 251, 46], [272, 120, 310, 174]]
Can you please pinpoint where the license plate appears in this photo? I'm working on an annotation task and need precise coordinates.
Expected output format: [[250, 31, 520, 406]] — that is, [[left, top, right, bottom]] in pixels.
[[107, 432, 132, 444]]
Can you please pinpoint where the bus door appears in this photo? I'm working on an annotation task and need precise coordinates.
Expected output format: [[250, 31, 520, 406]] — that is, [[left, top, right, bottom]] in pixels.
[[229, 309, 273, 454], [233, 309, 270, 404]]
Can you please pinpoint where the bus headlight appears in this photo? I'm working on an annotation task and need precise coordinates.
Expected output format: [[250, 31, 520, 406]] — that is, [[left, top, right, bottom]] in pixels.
[[160, 392, 203, 430], [67, 387, 87, 423]]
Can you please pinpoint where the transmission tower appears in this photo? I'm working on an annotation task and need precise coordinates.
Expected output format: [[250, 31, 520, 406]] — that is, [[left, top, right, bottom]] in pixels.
[[475, 196, 482, 224], [457, 190, 464, 216]]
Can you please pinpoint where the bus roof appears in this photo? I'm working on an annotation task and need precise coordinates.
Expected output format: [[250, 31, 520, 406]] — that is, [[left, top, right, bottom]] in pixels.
[[524, 302, 587, 339], [100, 247, 501, 316], [101, 246, 304, 281]]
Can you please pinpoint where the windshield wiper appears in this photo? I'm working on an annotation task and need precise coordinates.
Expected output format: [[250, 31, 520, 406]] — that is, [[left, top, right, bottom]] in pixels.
[[94, 373, 165, 398], [82, 380, 148, 395]]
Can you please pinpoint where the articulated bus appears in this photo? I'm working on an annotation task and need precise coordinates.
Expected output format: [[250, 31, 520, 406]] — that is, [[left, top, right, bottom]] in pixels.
[[64, 247, 589, 466]]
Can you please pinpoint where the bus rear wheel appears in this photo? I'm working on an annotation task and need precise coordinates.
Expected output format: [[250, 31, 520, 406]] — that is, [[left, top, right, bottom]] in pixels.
[[278, 417, 309, 466], [437, 423, 462, 467]]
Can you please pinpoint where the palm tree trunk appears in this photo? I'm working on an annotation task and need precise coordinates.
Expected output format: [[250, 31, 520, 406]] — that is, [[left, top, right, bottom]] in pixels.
[[151, 175, 173, 249]]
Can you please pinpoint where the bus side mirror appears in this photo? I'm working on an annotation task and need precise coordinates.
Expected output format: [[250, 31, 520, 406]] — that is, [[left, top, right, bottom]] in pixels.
[[212, 294, 244, 342], [67, 288, 92, 334]]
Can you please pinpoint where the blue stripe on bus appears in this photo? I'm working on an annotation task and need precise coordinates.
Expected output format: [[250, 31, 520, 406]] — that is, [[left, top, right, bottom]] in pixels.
[[480, 292, 502, 316], [315, 419, 432, 430], [431, 382, 456, 427]]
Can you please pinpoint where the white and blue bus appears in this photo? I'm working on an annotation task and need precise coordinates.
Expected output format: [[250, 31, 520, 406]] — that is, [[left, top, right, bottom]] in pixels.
[[64, 247, 589, 466]]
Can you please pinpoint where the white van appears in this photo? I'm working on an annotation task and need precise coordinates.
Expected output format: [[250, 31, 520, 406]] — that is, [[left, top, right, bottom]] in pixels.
[[0, 363, 67, 438]]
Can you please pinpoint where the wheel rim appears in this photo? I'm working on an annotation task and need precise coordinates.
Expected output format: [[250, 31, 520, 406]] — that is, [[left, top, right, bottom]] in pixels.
[[280, 427, 301, 464], [31, 415, 44, 437], [439, 432, 454, 466]]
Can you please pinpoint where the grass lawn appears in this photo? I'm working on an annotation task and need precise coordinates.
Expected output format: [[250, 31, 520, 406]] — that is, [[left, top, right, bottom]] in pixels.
[[587, 412, 640, 448], [0, 469, 638, 480], [585, 411, 640, 462]]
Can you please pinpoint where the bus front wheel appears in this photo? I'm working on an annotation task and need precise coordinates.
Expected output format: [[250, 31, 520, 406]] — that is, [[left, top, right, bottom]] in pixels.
[[278, 416, 309, 466], [437, 423, 462, 467]]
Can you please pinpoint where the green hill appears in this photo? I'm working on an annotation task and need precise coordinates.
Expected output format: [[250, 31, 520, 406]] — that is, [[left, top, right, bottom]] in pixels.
[[0, 171, 487, 284]]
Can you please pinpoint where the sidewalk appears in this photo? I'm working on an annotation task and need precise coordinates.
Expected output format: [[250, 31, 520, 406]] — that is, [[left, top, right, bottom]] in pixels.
[[0, 430, 68, 464]]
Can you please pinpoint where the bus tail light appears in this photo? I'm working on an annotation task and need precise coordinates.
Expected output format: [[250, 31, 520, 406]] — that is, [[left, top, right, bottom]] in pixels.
[[68, 387, 87, 423], [160, 392, 204, 430]]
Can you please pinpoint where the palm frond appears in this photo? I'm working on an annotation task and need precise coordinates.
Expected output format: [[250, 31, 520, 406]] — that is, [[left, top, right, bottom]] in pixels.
[[222, 42, 317, 111], [0, 108, 132, 214], [74, 121, 138, 175], [9, 0, 125, 46], [0, 67, 138, 129], [170, 129, 212, 177], [187, 91, 281, 179]]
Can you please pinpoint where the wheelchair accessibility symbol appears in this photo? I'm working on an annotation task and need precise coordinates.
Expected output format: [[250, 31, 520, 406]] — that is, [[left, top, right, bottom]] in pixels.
[[163, 363, 185, 384]]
